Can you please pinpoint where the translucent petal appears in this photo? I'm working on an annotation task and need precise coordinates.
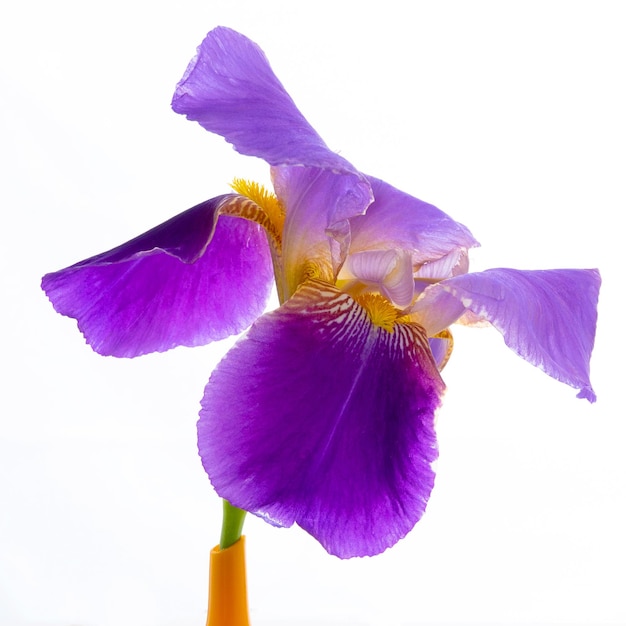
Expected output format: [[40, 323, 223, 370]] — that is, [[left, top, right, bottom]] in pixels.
[[272, 166, 372, 299], [349, 177, 479, 264], [172, 27, 358, 175], [341, 249, 415, 307], [412, 268, 600, 401]]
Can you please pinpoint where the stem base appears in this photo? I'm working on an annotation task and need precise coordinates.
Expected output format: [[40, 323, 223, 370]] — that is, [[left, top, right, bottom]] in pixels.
[[206, 536, 250, 626]]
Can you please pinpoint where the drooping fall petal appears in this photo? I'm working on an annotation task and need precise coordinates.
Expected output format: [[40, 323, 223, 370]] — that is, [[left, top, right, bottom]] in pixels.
[[198, 281, 445, 558], [411, 268, 600, 401], [41, 196, 273, 357]]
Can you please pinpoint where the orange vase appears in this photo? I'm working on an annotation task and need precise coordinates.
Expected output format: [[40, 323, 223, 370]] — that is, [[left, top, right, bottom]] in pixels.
[[206, 536, 250, 626]]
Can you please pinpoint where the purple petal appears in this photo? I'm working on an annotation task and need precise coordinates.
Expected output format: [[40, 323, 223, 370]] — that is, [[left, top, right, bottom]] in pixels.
[[414, 268, 600, 401], [428, 334, 454, 370], [348, 177, 479, 270], [340, 249, 415, 307], [198, 280, 445, 558], [172, 27, 356, 174], [415, 247, 470, 281], [272, 166, 373, 299], [42, 196, 273, 357]]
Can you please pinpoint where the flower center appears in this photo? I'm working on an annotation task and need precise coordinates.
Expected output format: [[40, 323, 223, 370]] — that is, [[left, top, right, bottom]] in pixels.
[[353, 292, 400, 333]]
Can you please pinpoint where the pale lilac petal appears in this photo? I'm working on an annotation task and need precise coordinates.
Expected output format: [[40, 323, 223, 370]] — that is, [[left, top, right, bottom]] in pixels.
[[42, 197, 273, 357], [414, 268, 600, 401], [428, 334, 454, 371], [415, 248, 470, 282], [409, 286, 466, 337], [340, 249, 415, 307], [172, 27, 356, 174], [198, 281, 445, 558], [272, 166, 373, 298], [349, 177, 479, 265]]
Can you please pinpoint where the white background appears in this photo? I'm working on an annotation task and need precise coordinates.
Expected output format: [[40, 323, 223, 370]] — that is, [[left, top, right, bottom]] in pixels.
[[1, 1, 624, 625]]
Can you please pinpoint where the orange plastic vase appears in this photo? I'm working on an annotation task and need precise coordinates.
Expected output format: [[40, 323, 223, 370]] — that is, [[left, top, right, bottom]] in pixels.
[[206, 536, 250, 626]]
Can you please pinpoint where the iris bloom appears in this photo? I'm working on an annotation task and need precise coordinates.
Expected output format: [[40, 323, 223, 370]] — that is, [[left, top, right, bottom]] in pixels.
[[42, 27, 599, 560]]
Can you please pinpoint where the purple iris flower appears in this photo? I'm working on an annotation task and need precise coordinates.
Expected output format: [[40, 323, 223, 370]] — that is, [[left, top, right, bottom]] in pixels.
[[42, 27, 600, 559]]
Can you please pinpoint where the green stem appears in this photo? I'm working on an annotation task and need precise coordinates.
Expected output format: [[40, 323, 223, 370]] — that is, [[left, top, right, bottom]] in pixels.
[[219, 499, 247, 550]]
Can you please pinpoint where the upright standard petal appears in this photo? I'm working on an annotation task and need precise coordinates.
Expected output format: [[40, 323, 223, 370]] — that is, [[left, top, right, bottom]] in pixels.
[[348, 177, 479, 266], [42, 196, 273, 357], [198, 281, 445, 558], [411, 268, 600, 401], [272, 166, 373, 299], [172, 27, 357, 175]]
